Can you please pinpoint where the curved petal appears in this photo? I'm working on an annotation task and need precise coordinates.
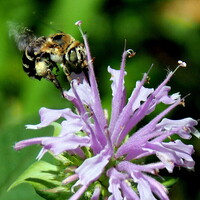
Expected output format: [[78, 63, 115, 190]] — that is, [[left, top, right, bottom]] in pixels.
[[143, 140, 195, 172], [74, 147, 111, 186], [26, 107, 76, 129], [41, 134, 90, 155]]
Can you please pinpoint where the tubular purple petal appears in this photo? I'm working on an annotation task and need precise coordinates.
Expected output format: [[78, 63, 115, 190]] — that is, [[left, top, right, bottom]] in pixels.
[[75, 147, 111, 186], [107, 167, 126, 200], [26, 107, 78, 130], [62, 174, 79, 185], [116, 99, 181, 159], [109, 51, 128, 133], [69, 185, 88, 200], [117, 161, 165, 174], [120, 181, 140, 200], [111, 72, 148, 145], [41, 134, 90, 155], [14, 137, 46, 150], [81, 32, 107, 132], [91, 186, 101, 200]]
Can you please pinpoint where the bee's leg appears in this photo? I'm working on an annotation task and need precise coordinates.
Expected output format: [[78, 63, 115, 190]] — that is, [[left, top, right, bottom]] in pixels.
[[45, 69, 64, 97], [65, 72, 72, 82], [44, 54, 60, 74], [60, 63, 72, 82]]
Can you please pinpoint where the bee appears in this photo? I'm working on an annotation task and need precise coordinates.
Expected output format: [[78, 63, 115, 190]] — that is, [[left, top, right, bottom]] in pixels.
[[8, 22, 87, 95]]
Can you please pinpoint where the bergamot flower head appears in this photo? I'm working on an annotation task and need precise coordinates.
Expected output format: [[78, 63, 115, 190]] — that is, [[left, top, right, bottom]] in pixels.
[[14, 21, 199, 200]]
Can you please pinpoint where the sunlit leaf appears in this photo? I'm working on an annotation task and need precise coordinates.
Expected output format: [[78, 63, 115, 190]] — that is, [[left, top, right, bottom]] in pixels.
[[8, 160, 72, 200]]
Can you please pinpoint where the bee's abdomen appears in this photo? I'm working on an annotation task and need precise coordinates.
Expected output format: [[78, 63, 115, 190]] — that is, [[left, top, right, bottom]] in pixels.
[[22, 53, 41, 80]]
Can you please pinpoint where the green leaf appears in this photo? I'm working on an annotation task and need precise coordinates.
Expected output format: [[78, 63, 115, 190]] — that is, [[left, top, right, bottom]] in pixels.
[[8, 160, 72, 200]]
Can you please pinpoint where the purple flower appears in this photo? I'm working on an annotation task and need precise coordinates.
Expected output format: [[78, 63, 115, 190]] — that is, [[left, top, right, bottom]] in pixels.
[[14, 22, 199, 200]]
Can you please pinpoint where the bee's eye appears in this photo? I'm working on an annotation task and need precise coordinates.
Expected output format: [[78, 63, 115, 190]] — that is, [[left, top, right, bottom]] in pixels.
[[68, 49, 77, 63]]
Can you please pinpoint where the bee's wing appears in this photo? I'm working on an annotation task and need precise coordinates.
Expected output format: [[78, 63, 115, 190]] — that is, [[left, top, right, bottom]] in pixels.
[[7, 21, 36, 51]]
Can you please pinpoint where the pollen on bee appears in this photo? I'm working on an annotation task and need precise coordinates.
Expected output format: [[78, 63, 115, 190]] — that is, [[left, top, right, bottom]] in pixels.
[[50, 54, 63, 63], [35, 61, 49, 76]]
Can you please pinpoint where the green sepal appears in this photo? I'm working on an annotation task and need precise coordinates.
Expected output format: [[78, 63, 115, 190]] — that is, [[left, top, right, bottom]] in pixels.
[[8, 160, 72, 200], [162, 177, 179, 188], [51, 122, 62, 137]]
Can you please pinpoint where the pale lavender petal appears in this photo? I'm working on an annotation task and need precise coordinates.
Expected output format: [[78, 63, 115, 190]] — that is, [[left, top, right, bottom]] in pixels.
[[64, 72, 87, 108], [74, 147, 111, 186], [137, 175, 169, 200], [144, 73, 180, 115], [107, 167, 140, 200], [67, 74, 107, 153], [117, 161, 165, 174], [129, 81, 154, 112], [143, 140, 195, 172], [116, 90, 180, 146], [107, 168, 126, 200], [42, 134, 90, 155], [69, 185, 88, 200], [91, 186, 101, 200], [60, 118, 84, 136], [118, 162, 169, 199], [14, 137, 47, 150], [120, 181, 140, 200], [26, 107, 75, 129], [154, 86, 179, 104], [137, 178, 157, 200], [66, 75, 93, 107], [91, 113, 107, 148], [15, 134, 90, 156], [82, 33, 107, 132], [63, 90, 80, 110], [69, 148, 86, 159], [112, 69, 181, 146], [111, 73, 148, 144], [108, 66, 126, 97], [143, 174, 169, 200], [116, 100, 181, 159], [161, 140, 194, 168], [117, 162, 169, 200], [66, 81, 105, 153], [156, 118, 198, 139], [109, 51, 128, 134], [62, 174, 78, 185]]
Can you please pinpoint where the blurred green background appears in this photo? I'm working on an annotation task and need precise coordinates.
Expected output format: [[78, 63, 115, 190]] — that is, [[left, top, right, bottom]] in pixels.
[[0, 0, 200, 199]]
